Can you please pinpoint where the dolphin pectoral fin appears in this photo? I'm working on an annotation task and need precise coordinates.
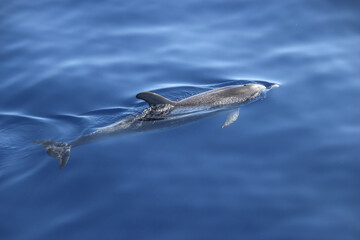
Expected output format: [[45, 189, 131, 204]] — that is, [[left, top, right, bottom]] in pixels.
[[222, 108, 240, 128], [136, 92, 176, 106]]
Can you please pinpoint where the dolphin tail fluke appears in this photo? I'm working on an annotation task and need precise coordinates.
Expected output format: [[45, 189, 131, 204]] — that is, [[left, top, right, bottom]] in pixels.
[[34, 140, 71, 169]]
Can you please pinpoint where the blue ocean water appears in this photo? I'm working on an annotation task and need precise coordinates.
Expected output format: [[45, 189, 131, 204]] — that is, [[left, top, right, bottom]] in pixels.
[[1, 0, 360, 239]]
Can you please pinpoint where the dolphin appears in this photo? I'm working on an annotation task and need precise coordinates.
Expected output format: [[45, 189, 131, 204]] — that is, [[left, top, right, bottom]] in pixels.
[[35, 82, 279, 169]]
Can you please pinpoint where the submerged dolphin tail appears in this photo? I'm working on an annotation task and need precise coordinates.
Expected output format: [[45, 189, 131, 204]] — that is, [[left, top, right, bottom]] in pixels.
[[34, 140, 71, 169]]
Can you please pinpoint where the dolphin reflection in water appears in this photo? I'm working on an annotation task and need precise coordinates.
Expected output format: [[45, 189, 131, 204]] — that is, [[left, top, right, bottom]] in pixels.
[[35, 82, 279, 169]]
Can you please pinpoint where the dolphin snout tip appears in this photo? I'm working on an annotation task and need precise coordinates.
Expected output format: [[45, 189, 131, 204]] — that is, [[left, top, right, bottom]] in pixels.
[[267, 83, 279, 89]]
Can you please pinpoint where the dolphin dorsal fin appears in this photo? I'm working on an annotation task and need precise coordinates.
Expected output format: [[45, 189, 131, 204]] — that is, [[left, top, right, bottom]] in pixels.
[[136, 92, 176, 106]]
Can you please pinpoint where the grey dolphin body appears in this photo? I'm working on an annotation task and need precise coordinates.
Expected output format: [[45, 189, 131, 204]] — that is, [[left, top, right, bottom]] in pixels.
[[35, 83, 278, 169]]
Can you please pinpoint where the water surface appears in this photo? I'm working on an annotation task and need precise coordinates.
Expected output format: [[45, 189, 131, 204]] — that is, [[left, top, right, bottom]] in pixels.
[[1, 0, 360, 239]]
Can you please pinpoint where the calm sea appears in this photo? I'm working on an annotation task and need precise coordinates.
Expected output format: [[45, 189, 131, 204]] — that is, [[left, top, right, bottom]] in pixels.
[[1, 0, 360, 239]]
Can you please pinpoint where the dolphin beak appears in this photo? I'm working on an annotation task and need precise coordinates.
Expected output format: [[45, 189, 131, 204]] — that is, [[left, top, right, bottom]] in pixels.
[[267, 84, 279, 89]]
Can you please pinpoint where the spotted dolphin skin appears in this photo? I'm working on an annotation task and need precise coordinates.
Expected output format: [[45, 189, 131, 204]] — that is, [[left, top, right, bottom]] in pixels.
[[35, 82, 279, 169]]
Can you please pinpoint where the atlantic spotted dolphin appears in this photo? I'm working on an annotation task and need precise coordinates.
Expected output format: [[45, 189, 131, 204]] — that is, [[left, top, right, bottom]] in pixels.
[[35, 82, 279, 169]]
